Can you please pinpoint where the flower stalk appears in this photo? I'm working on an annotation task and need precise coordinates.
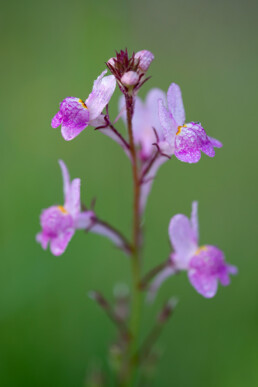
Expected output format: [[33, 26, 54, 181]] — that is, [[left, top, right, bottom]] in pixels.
[[125, 93, 142, 384]]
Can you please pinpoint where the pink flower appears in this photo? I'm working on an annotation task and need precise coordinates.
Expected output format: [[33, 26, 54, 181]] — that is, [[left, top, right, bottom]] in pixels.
[[36, 161, 132, 256], [119, 88, 166, 160], [51, 70, 116, 141], [158, 83, 222, 163], [149, 202, 237, 299], [36, 160, 94, 256]]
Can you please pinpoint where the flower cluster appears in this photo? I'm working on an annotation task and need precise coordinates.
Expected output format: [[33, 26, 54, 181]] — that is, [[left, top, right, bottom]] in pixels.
[[37, 49, 237, 384]]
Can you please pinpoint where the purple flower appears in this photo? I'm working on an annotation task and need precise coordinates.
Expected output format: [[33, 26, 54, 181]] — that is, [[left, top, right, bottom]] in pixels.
[[169, 202, 237, 297], [36, 160, 94, 256], [149, 202, 237, 299], [51, 70, 116, 141], [158, 83, 222, 163], [37, 160, 132, 256], [119, 88, 166, 160]]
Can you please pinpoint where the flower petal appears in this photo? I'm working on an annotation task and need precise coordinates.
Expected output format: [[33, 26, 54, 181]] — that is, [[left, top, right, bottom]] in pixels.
[[65, 178, 81, 216], [58, 160, 70, 200], [51, 111, 63, 128], [169, 213, 198, 269], [191, 201, 199, 243], [86, 71, 116, 122], [50, 230, 75, 256], [188, 269, 218, 298], [174, 148, 202, 163], [36, 232, 49, 250], [208, 136, 223, 148], [167, 83, 185, 126], [56, 97, 90, 141], [158, 99, 177, 148], [175, 122, 210, 163], [188, 245, 236, 297]]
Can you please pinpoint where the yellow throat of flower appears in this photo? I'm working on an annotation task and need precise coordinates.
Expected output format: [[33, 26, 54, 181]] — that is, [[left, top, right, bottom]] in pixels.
[[78, 99, 88, 109], [57, 205, 68, 214]]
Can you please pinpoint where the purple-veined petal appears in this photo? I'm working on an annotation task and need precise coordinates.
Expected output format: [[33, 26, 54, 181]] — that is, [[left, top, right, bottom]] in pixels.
[[188, 269, 218, 298], [208, 136, 223, 148], [169, 214, 198, 269], [218, 264, 238, 286], [158, 99, 177, 148], [50, 230, 75, 256], [175, 122, 210, 163], [188, 245, 236, 297], [74, 211, 95, 229], [58, 160, 70, 201], [201, 143, 215, 157], [147, 265, 176, 302], [167, 83, 185, 126], [190, 201, 199, 243], [174, 148, 202, 163], [56, 97, 90, 141], [86, 71, 116, 122], [51, 111, 63, 128], [65, 178, 81, 217], [61, 123, 88, 141]]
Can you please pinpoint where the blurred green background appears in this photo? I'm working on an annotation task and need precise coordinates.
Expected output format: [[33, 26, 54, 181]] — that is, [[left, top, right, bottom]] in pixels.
[[1, 0, 257, 385]]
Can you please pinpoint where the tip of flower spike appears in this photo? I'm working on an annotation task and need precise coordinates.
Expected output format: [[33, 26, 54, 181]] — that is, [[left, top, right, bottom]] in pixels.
[[106, 49, 154, 93]]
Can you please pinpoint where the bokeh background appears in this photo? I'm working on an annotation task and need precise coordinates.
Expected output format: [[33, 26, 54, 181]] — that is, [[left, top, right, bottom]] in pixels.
[[1, 0, 258, 385]]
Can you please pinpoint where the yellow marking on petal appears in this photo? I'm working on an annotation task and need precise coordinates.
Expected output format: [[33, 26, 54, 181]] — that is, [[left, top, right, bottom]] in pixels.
[[195, 245, 208, 255], [176, 124, 187, 135], [58, 205, 68, 214], [78, 99, 88, 109]]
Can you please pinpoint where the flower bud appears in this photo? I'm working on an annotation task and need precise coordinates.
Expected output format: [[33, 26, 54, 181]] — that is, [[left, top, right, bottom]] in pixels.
[[107, 57, 116, 67], [121, 71, 139, 87], [135, 50, 154, 72]]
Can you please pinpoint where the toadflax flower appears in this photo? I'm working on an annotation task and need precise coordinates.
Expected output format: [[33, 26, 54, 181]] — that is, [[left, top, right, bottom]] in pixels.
[[36, 160, 132, 256], [158, 83, 222, 163], [149, 202, 237, 299], [51, 70, 116, 141], [119, 88, 166, 160], [36, 160, 94, 256]]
